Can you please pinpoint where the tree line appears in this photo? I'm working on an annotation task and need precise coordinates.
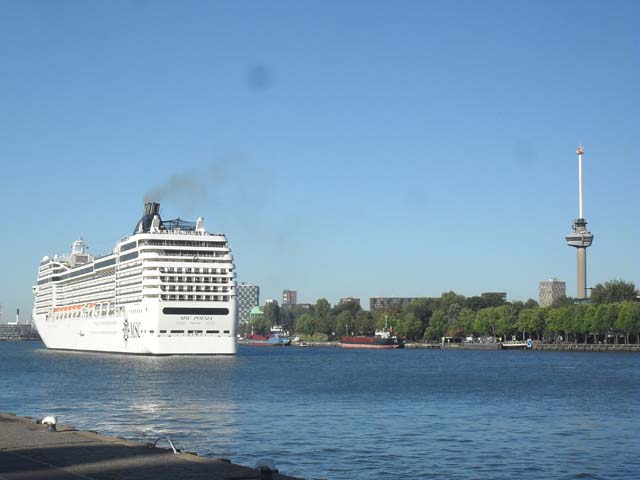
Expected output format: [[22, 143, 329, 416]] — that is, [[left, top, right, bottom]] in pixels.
[[244, 280, 640, 344]]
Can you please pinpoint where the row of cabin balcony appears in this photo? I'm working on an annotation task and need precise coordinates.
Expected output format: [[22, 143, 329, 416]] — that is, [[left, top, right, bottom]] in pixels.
[[140, 250, 232, 260], [56, 284, 115, 296], [157, 266, 228, 274], [142, 279, 234, 288], [55, 289, 116, 300], [56, 276, 115, 287], [56, 281, 115, 291], [56, 294, 116, 305], [117, 287, 143, 295], [146, 272, 231, 278], [159, 276, 231, 284], [143, 258, 233, 265], [119, 296, 143, 304], [139, 244, 229, 251], [139, 239, 227, 248], [56, 286, 116, 298], [117, 270, 142, 278], [159, 285, 229, 293], [159, 294, 230, 302], [54, 295, 115, 305]]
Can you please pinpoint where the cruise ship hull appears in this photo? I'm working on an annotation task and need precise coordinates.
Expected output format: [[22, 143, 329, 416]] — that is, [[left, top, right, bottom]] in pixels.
[[34, 301, 237, 355]]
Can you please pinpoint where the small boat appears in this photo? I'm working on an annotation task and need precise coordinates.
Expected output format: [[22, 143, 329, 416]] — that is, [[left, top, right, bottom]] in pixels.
[[340, 335, 403, 349], [341, 319, 403, 349], [245, 333, 291, 347]]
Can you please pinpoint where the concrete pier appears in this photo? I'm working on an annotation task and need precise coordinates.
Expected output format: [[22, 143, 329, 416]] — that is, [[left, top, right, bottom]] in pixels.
[[0, 413, 299, 480]]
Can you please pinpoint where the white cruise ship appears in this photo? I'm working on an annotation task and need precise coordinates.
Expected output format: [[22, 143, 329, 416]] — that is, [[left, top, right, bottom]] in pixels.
[[32, 203, 237, 355]]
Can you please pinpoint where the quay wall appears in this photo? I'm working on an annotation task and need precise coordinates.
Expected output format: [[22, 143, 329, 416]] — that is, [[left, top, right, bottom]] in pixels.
[[0, 412, 299, 480], [532, 343, 640, 352]]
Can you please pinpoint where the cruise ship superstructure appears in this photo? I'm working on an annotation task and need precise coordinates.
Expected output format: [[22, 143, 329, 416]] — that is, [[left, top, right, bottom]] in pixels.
[[32, 203, 237, 355]]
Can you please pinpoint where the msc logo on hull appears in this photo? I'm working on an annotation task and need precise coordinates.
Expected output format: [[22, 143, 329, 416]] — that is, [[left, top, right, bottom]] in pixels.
[[122, 320, 142, 343]]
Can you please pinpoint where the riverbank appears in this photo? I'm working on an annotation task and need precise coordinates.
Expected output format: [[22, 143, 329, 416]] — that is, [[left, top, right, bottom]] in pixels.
[[247, 340, 640, 352], [0, 412, 299, 480], [532, 343, 640, 352], [0, 324, 39, 341]]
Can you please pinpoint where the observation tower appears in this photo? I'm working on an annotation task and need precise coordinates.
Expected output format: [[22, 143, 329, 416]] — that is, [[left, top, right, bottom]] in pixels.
[[565, 146, 594, 301]]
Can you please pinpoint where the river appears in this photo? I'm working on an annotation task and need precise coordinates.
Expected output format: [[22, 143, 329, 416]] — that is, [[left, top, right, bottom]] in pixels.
[[1, 341, 639, 479]]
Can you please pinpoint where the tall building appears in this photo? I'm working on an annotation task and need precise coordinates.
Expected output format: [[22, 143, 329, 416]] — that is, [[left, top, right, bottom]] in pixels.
[[565, 146, 594, 300], [282, 290, 297, 307], [340, 297, 361, 307], [539, 279, 566, 307], [369, 297, 417, 311], [237, 283, 260, 324]]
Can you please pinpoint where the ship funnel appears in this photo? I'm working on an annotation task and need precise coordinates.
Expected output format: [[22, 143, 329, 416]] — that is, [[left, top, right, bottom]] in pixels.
[[134, 202, 162, 234], [144, 202, 160, 217]]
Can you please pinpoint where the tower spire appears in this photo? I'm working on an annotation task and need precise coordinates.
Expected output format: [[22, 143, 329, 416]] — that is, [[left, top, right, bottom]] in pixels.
[[565, 145, 594, 301], [577, 145, 584, 219]]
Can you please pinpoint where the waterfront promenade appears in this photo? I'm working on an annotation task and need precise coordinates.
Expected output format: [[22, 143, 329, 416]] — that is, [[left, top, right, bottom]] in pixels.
[[0, 413, 298, 480]]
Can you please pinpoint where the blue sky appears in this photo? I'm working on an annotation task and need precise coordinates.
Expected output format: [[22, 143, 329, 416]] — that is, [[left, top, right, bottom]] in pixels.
[[1, 0, 638, 319]]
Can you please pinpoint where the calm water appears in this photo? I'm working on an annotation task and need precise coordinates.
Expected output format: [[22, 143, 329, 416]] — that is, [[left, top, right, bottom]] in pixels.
[[1, 342, 639, 479]]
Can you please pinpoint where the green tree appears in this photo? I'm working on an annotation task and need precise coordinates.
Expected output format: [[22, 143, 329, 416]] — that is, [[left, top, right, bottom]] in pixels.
[[530, 308, 546, 340], [572, 305, 589, 344], [591, 280, 637, 304], [495, 305, 518, 341], [551, 295, 574, 308], [458, 308, 475, 337], [353, 310, 375, 336], [280, 307, 295, 334], [583, 304, 597, 344], [263, 301, 280, 327], [445, 303, 463, 336], [250, 314, 272, 336], [403, 298, 435, 324], [424, 309, 447, 341], [517, 308, 538, 340], [479, 293, 507, 308], [396, 312, 424, 341], [544, 308, 563, 341], [440, 291, 466, 308], [615, 302, 640, 345], [605, 304, 620, 343], [590, 304, 613, 343], [315, 298, 331, 318], [474, 308, 496, 337], [295, 313, 316, 336], [333, 300, 361, 317], [335, 311, 353, 338]]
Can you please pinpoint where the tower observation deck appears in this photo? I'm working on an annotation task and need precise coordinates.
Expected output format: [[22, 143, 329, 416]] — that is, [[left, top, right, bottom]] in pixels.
[[565, 146, 594, 301]]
